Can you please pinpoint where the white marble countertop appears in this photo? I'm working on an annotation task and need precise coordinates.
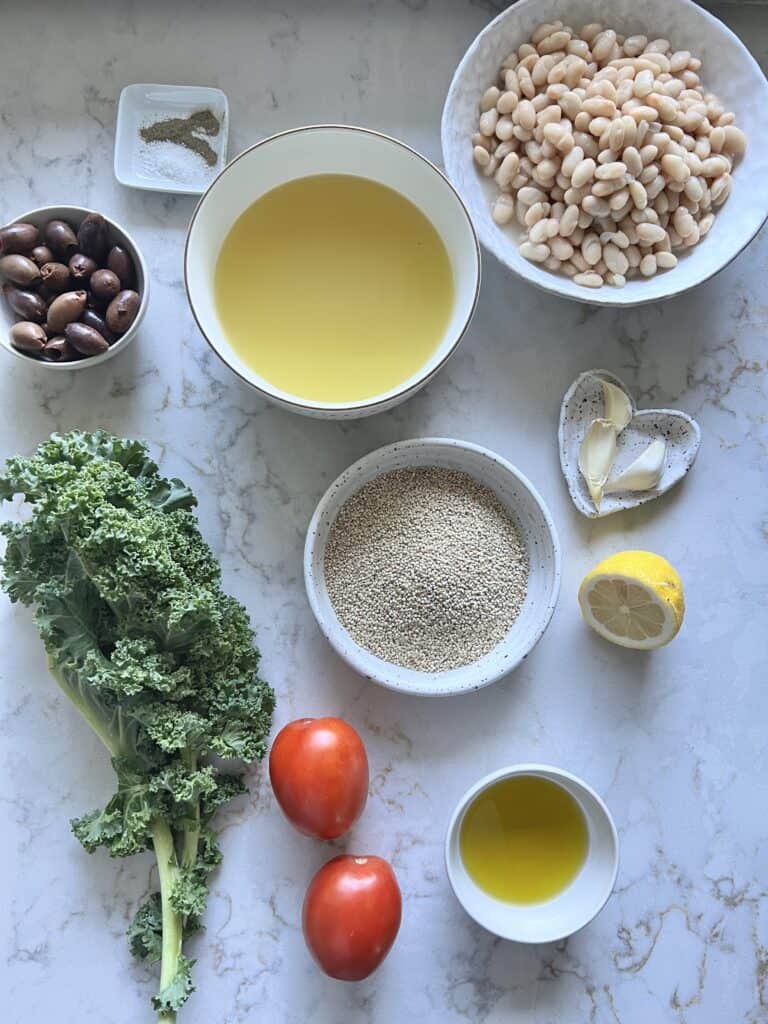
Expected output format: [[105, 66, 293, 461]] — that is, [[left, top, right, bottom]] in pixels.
[[1, 2, 766, 1022]]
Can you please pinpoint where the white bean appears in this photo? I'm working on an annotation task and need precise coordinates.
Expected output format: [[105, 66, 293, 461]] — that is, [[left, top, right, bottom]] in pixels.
[[656, 251, 678, 269], [573, 271, 604, 288], [571, 157, 597, 187], [636, 222, 666, 245], [595, 161, 626, 180], [479, 109, 499, 137], [519, 241, 550, 262], [481, 86, 501, 112], [517, 185, 547, 206], [492, 195, 516, 224], [603, 243, 629, 275], [640, 253, 658, 276]]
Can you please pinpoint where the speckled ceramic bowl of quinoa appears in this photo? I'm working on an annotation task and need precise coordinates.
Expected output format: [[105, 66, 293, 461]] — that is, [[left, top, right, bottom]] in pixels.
[[304, 438, 561, 696]]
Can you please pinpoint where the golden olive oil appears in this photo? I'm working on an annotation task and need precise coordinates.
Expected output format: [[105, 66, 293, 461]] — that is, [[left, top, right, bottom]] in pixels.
[[214, 174, 454, 404], [460, 775, 588, 904]]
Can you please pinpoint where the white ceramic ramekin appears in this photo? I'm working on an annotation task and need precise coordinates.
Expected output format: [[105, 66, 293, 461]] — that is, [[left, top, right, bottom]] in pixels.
[[304, 438, 561, 695], [0, 205, 148, 369], [185, 125, 481, 418], [446, 764, 619, 942]]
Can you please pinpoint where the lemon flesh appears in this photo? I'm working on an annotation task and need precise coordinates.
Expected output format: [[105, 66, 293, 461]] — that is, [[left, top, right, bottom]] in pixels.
[[578, 551, 684, 650]]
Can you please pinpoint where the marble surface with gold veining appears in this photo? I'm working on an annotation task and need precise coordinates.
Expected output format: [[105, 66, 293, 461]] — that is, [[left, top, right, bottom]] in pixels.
[[1, 2, 766, 1022]]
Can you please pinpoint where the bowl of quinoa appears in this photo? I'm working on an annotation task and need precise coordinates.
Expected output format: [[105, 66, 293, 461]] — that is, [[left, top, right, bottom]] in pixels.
[[304, 438, 561, 696]]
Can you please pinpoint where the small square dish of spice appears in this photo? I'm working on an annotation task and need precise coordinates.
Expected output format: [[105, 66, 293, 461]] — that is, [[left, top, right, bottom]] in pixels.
[[114, 84, 229, 195]]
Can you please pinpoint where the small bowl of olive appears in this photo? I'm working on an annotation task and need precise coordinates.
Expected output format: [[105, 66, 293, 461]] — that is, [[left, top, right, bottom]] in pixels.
[[0, 205, 149, 369]]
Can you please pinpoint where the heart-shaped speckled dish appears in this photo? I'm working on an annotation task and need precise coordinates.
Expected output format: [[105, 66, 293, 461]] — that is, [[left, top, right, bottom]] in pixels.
[[559, 369, 701, 518], [441, 0, 768, 306]]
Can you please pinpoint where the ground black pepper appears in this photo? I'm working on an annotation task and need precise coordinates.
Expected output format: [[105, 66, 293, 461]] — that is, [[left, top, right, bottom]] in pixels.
[[139, 108, 221, 166]]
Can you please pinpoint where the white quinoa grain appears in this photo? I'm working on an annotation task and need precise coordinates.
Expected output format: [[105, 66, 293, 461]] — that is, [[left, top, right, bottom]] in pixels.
[[324, 468, 529, 673]]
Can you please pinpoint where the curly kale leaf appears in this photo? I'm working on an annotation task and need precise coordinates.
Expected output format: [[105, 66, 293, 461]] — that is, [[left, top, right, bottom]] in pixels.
[[0, 431, 275, 1021]]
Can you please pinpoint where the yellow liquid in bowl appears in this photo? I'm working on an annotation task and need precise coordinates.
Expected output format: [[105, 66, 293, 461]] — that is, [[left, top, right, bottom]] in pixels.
[[214, 174, 454, 404], [460, 775, 589, 904]]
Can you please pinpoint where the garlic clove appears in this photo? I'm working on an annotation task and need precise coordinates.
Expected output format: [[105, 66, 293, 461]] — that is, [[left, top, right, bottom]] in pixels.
[[599, 378, 633, 432], [578, 418, 617, 510], [604, 439, 667, 494]]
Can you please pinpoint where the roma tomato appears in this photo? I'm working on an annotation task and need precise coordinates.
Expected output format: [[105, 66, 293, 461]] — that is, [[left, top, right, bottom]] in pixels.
[[269, 717, 369, 839], [302, 855, 402, 981]]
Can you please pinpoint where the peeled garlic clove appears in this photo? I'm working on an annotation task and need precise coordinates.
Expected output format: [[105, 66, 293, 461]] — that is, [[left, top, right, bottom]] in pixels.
[[578, 418, 617, 510], [604, 439, 666, 494], [599, 378, 633, 432]]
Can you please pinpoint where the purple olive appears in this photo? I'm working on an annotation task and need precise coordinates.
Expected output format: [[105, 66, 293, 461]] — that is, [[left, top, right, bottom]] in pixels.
[[0, 222, 39, 256], [31, 245, 54, 267], [0, 254, 41, 287], [10, 321, 47, 353], [81, 308, 116, 344], [40, 262, 72, 294], [77, 213, 110, 261], [44, 219, 78, 257], [69, 253, 98, 281], [105, 289, 140, 335], [46, 289, 87, 333], [65, 322, 109, 356], [42, 336, 78, 362], [3, 283, 47, 322], [90, 268, 121, 301], [106, 245, 135, 288]]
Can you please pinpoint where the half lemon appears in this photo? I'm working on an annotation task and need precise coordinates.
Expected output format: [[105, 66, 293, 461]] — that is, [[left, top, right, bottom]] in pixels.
[[578, 551, 684, 650]]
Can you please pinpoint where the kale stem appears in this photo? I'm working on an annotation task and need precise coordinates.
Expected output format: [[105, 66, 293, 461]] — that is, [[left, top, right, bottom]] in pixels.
[[181, 750, 200, 871], [152, 820, 182, 1024], [47, 658, 122, 758]]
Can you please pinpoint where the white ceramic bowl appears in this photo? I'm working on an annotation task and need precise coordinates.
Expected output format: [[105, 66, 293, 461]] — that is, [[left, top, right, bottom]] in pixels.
[[0, 205, 149, 370], [446, 764, 619, 942], [304, 438, 560, 696], [185, 125, 481, 418], [442, 0, 768, 307]]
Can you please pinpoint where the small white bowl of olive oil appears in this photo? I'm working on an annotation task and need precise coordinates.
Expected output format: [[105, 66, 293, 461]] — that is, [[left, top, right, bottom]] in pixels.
[[185, 125, 481, 418], [446, 765, 618, 943]]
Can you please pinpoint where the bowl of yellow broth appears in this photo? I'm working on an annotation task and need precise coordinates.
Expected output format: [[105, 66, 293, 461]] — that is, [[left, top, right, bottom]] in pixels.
[[185, 125, 481, 417], [446, 765, 618, 943]]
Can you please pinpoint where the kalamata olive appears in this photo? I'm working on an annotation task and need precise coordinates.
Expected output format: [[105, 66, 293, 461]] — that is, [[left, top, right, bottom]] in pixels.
[[77, 213, 110, 261], [0, 222, 39, 256], [0, 254, 42, 287], [40, 262, 72, 293], [9, 321, 47, 353], [3, 283, 47, 322], [46, 289, 87, 333], [69, 253, 98, 281], [106, 245, 135, 288], [42, 336, 78, 362], [31, 245, 54, 267], [90, 268, 121, 301], [105, 289, 140, 334], [44, 219, 78, 257], [65, 321, 109, 356], [81, 308, 116, 344]]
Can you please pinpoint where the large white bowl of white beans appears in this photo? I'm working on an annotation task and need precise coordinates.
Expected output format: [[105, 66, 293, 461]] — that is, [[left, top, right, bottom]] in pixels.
[[442, 0, 768, 306]]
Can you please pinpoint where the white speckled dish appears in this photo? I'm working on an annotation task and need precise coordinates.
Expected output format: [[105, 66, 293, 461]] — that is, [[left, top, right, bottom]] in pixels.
[[559, 369, 701, 518], [304, 438, 561, 697], [441, 0, 768, 307]]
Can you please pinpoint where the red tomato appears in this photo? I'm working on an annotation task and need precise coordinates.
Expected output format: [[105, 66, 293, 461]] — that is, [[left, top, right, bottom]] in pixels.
[[302, 855, 402, 981], [269, 718, 369, 839]]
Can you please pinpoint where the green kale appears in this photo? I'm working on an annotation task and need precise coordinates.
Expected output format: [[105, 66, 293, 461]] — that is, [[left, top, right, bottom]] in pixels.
[[0, 430, 275, 1022]]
